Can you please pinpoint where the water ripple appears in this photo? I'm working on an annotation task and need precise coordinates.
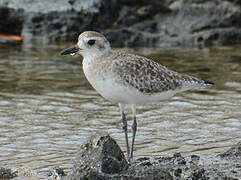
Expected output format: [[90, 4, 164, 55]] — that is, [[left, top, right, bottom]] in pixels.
[[0, 45, 240, 178]]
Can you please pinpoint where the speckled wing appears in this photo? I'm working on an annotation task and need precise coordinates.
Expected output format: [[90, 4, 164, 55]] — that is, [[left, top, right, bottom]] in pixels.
[[111, 52, 202, 94]]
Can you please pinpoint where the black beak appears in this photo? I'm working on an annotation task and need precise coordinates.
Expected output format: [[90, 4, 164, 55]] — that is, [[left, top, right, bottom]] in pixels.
[[60, 46, 80, 55]]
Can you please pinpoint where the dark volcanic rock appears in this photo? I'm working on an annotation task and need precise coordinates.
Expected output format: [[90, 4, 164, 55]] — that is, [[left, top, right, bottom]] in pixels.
[[66, 133, 129, 179], [65, 133, 173, 180], [0, 0, 120, 44], [48, 167, 67, 179], [65, 135, 241, 180], [218, 141, 241, 158], [0, 0, 241, 46], [1, 136, 240, 179], [0, 6, 24, 36], [0, 167, 18, 179]]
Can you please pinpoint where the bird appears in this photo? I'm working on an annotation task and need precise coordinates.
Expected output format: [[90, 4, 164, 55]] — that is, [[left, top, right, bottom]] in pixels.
[[60, 31, 214, 162]]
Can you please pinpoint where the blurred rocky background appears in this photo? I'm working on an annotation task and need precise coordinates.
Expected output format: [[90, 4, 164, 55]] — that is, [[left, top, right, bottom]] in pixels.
[[0, 0, 241, 46]]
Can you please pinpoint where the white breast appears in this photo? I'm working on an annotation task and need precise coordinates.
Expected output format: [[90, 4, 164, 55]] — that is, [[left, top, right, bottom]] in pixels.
[[83, 60, 179, 104]]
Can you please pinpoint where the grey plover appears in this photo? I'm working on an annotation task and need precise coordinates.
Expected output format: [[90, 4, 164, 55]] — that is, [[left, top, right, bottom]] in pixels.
[[60, 31, 214, 161]]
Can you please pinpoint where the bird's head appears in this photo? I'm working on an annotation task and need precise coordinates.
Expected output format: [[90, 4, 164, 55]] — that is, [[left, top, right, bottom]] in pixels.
[[60, 31, 111, 59]]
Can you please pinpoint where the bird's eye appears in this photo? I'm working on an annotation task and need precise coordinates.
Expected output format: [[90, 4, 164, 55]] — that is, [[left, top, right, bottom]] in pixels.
[[87, 40, 95, 45]]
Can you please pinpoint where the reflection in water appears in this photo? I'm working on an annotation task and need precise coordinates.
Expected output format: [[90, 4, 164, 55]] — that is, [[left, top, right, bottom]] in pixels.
[[0, 43, 240, 178]]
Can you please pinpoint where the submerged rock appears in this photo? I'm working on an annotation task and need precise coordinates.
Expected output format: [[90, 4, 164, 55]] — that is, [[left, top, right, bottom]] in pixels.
[[0, 0, 241, 46], [65, 134, 241, 180]]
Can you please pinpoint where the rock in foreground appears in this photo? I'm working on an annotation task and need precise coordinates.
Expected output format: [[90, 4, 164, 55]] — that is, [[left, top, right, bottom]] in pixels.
[[67, 133, 129, 179], [65, 134, 241, 180]]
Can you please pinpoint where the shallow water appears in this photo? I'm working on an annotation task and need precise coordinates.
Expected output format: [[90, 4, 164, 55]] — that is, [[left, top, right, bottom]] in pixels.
[[0, 42, 240, 178]]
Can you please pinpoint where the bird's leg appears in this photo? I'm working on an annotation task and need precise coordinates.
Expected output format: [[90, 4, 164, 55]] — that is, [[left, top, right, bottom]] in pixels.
[[122, 112, 131, 160], [130, 104, 137, 161], [119, 104, 130, 160]]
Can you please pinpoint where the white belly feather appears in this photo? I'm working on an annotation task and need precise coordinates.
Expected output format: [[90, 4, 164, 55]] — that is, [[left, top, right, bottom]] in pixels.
[[83, 68, 177, 105]]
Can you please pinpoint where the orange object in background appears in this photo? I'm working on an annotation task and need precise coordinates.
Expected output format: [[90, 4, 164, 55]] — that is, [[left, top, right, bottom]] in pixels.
[[0, 33, 23, 41]]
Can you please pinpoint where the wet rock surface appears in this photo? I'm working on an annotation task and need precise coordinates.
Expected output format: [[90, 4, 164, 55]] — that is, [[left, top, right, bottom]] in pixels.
[[64, 134, 241, 180], [0, 0, 241, 46], [66, 133, 129, 179], [218, 141, 241, 158], [47, 167, 67, 180], [0, 166, 40, 179], [0, 167, 17, 179]]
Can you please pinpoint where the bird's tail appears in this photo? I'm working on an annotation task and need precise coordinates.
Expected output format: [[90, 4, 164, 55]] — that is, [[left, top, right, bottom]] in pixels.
[[201, 78, 214, 85]]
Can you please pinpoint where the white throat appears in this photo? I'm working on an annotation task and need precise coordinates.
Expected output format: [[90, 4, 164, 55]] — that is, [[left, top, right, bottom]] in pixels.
[[82, 46, 111, 62]]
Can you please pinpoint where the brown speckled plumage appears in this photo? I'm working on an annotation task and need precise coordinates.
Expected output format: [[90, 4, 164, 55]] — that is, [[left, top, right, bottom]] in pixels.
[[99, 51, 204, 94]]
